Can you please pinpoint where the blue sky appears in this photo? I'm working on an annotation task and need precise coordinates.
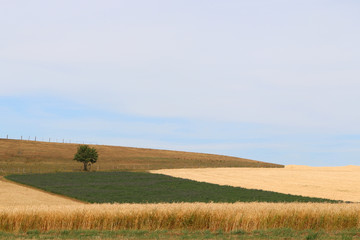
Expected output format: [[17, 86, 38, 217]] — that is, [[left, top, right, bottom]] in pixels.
[[1, 0, 360, 166]]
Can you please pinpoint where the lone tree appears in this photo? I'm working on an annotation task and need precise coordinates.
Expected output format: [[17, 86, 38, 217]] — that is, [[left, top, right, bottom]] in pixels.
[[73, 145, 98, 171]]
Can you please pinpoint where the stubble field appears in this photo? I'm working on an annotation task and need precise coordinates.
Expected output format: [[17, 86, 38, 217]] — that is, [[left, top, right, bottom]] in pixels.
[[152, 165, 360, 202], [0, 139, 282, 175], [0, 178, 81, 206]]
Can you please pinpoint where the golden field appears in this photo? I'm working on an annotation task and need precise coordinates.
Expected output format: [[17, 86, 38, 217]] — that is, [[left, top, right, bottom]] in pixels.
[[1, 203, 360, 232], [152, 165, 360, 202], [0, 178, 82, 206], [0, 139, 282, 175], [2, 138, 359, 234]]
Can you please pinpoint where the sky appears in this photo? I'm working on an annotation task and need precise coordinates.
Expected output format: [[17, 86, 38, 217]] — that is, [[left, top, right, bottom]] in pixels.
[[1, 0, 360, 166]]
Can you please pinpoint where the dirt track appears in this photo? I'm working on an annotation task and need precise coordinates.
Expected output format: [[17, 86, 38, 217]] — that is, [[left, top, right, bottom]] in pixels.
[[151, 165, 360, 202], [0, 178, 83, 206]]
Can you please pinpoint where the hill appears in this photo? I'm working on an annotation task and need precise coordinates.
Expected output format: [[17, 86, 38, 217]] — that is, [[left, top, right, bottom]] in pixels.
[[0, 139, 283, 175]]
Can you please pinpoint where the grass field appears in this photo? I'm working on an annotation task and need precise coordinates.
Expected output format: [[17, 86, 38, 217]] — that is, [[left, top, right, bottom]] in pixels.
[[5, 172, 337, 203], [152, 166, 360, 202], [0, 203, 359, 233], [0, 139, 283, 175], [1, 229, 360, 239]]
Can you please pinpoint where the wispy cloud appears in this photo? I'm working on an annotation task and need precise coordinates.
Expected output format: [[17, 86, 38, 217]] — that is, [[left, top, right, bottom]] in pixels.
[[1, 1, 360, 166]]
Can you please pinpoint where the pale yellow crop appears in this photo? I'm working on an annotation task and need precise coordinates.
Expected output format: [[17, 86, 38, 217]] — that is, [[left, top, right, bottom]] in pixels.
[[1, 202, 360, 232]]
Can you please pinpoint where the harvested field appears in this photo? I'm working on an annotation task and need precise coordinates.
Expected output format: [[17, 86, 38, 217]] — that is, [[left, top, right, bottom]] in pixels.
[[0, 139, 282, 175], [0, 178, 82, 206], [1, 203, 360, 233], [151, 165, 360, 202]]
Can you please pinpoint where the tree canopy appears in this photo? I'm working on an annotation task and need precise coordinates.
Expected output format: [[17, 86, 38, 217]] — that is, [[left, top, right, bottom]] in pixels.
[[73, 145, 98, 171]]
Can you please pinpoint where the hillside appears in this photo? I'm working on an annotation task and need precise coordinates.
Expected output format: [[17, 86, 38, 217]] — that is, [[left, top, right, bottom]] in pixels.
[[0, 139, 283, 175]]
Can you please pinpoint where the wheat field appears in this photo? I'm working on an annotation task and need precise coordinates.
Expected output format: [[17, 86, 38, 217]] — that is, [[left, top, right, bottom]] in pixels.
[[151, 165, 360, 202], [0, 203, 359, 233], [0, 178, 82, 206]]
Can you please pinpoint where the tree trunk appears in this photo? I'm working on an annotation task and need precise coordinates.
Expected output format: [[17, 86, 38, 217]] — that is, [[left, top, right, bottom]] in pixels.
[[84, 162, 88, 172]]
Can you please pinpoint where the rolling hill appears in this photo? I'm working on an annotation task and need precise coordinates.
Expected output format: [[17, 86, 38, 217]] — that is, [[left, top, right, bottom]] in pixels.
[[0, 138, 283, 175]]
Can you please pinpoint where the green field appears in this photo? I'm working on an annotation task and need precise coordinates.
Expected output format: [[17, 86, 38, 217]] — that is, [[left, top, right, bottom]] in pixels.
[[6, 172, 338, 203], [0, 229, 359, 240]]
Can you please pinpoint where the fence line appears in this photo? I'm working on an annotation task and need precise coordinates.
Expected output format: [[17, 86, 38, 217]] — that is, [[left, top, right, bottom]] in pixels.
[[0, 134, 99, 145]]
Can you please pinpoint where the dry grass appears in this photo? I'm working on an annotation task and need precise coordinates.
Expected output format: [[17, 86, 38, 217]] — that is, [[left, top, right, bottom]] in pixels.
[[1, 203, 360, 233], [0, 139, 282, 175], [152, 165, 360, 202], [0, 178, 82, 206]]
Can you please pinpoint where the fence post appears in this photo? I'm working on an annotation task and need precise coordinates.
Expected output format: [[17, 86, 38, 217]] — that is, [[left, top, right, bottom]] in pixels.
[[35, 136, 37, 141]]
